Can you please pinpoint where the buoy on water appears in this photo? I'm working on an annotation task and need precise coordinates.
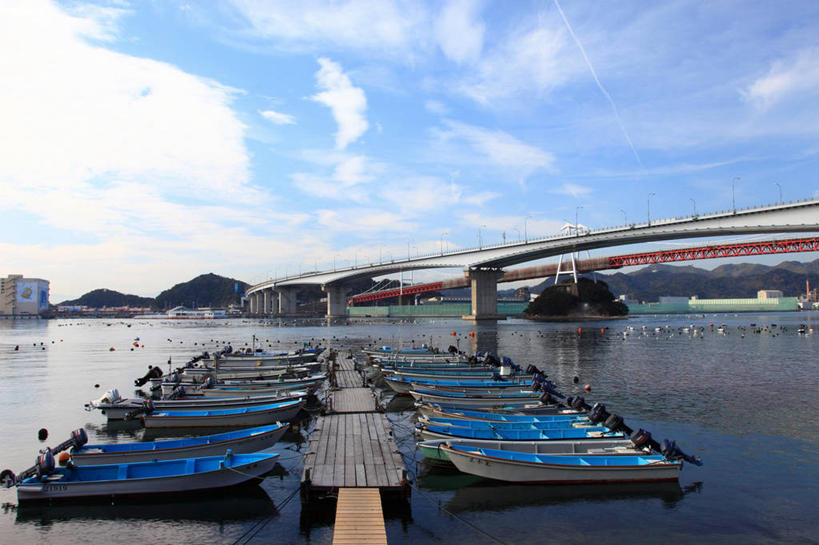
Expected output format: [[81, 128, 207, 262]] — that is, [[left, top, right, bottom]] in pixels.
[[584, 384, 592, 392], [38, 428, 48, 441]]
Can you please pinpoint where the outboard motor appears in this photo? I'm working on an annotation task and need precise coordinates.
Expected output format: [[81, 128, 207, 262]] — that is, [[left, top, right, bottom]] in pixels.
[[1, 429, 87, 487], [570, 396, 586, 411], [630, 428, 652, 449], [604, 413, 625, 432], [125, 399, 154, 421], [204, 376, 215, 389], [588, 403, 608, 424], [86, 388, 121, 409], [35, 449, 55, 479], [135, 365, 163, 387], [448, 345, 458, 354]]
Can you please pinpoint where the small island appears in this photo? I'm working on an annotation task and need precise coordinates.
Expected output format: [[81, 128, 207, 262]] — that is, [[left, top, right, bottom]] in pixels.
[[524, 278, 628, 320]]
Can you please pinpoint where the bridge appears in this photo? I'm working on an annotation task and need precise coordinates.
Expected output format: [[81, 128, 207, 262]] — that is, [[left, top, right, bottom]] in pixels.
[[348, 236, 819, 305], [246, 198, 819, 320]]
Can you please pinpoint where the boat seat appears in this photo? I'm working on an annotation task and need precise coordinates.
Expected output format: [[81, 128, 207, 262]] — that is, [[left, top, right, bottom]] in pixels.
[[43, 474, 65, 482]]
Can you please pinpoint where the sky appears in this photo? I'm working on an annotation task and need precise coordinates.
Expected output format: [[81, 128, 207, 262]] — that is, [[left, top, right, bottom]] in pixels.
[[2, 0, 819, 302]]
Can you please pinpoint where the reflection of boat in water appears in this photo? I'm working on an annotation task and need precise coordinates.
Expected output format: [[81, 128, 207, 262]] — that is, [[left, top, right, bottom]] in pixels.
[[419, 470, 692, 512], [15, 484, 278, 523]]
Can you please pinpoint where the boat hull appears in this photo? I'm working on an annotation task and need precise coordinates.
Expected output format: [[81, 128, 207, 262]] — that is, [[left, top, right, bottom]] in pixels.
[[409, 391, 543, 408], [441, 445, 681, 484], [142, 400, 305, 428], [17, 453, 278, 502], [96, 393, 305, 421], [71, 424, 288, 465], [418, 438, 640, 466]]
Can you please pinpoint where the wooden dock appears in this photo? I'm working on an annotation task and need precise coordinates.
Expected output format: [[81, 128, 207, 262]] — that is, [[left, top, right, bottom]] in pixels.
[[302, 351, 408, 504], [332, 488, 387, 545]]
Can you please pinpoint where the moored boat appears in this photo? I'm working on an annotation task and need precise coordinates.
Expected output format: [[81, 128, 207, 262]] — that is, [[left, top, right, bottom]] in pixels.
[[385, 376, 533, 395], [417, 404, 582, 420], [70, 423, 288, 465], [410, 390, 545, 408], [418, 438, 641, 467], [142, 399, 305, 428], [418, 423, 623, 442], [16, 451, 279, 502], [88, 390, 306, 421], [440, 444, 682, 483]]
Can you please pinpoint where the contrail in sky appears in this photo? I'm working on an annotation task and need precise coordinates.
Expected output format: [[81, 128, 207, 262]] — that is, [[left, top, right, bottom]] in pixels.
[[553, 0, 644, 168]]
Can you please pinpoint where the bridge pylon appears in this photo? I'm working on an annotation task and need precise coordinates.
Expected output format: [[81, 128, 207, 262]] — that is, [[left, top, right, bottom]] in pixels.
[[462, 267, 506, 321]]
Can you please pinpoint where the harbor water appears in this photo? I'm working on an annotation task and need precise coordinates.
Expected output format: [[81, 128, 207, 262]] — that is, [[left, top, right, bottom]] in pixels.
[[0, 313, 817, 544]]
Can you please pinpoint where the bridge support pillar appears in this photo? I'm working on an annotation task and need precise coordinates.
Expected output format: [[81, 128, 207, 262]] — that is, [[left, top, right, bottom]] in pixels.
[[248, 293, 258, 315], [463, 268, 506, 321], [277, 288, 297, 315], [324, 284, 348, 317], [262, 290, 271, 315]]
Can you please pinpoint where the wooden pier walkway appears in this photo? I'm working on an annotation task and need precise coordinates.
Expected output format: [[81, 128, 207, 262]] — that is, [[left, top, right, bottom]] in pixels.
[[301, 350, 408, 545], [332, 488, 387, 545]]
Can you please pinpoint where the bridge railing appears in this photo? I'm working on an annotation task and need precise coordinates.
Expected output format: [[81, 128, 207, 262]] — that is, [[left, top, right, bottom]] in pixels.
[[248, 197, 816, 290]]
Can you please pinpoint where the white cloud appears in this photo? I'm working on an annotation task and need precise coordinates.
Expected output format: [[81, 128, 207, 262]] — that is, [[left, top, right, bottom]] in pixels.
[[228, 0, 429, 58], [436, 120, 555, 173], [291, 154, 376, 202], [311, 58, 369, 149], [0, 1, 250, 199], [743, 48, 819, 110], [552, 183, 592, 197], [457, 19, 578, 104], [435, 0, 485, 64], [260, 109, 295, 124], [424, 99, 449, 115], [316, 209, 416, 234]]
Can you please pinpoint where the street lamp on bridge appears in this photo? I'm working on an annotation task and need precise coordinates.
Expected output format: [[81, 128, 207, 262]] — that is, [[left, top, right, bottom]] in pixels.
[[689, 197, 697, 217], [619, 208, 627, 225], [478, 224, 487, 248], [647, 192, 655, 226], [775, 182, 782, 204], [575, 206, 583, 236], [440, 231, 448, 255], [732, 176, 740, 214], [525, 215, 532, 243]]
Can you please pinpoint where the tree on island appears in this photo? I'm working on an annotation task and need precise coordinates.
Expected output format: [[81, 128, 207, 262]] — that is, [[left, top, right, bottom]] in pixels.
[[524, 277, 628, 318]]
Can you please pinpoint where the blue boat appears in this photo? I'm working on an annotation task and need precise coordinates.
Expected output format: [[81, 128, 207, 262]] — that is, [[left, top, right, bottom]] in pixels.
[[71, 423, 288, 465], [386, 376, 534, 395], [419, 423, 624, 441], [422, 416, 595, 431], [143, 399, 304, 428], [16, 451, 279, 502], [421, 406, 583, 422]]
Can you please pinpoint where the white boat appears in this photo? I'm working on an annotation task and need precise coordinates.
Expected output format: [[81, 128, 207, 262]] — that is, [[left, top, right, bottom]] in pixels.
[[409, 390, 545, 408], [418, 438, 641, 466], [440, 444, 682, 483], [142, 399, 305, 428], [87, 390, 305, 421], [16, 451, 278, 502], [417, 404, 581, 420], [70, 423, 288, 465]]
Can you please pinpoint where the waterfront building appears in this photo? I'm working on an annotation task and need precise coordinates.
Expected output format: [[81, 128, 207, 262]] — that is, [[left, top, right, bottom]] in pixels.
[[0, 274, 50, 316], [627, 289, 799, 314]]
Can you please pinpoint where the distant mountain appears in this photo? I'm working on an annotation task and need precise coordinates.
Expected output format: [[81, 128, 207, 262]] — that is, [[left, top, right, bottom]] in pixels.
[[59, 289, 155, 308], [525, 258, 819, 302], [155, 273, 248, 309]]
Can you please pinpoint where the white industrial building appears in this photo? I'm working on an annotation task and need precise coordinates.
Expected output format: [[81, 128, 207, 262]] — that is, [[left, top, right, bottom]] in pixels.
[[0, 274, 50, 316]]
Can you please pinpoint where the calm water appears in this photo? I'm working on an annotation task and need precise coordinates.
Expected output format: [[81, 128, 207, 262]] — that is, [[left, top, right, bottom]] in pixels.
[[0, 314, 817, 544]]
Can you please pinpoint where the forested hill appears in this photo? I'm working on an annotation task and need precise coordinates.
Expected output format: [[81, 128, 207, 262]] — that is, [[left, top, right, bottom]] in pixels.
[[59, 289, 155, 308], [154, 273, 248, 309]]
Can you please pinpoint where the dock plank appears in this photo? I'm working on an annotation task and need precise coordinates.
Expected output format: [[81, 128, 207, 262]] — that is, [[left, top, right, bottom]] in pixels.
[[333, 488, 387, 545]]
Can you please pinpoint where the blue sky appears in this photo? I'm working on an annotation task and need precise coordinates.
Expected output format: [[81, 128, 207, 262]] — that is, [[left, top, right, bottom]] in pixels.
[[2, 0, 819, 301]]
